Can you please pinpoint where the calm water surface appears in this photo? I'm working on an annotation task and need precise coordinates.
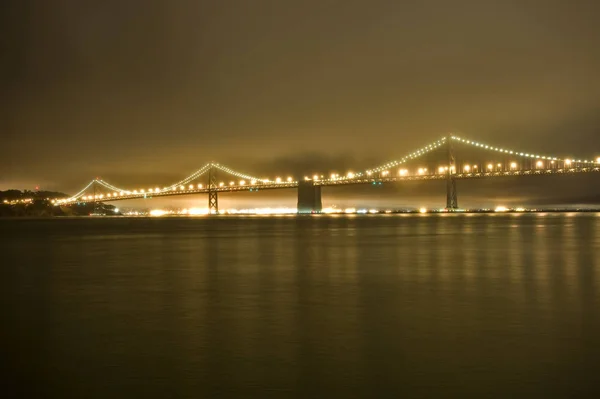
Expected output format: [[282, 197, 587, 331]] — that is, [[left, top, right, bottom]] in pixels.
[[2, 214, 600, 398]]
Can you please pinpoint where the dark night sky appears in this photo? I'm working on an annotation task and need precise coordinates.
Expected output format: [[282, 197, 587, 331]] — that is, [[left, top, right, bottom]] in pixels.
[[2, 0, 600, 207]]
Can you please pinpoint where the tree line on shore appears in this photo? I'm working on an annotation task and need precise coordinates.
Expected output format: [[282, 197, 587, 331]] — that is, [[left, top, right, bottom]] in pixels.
[[0, 190, 119, 217]]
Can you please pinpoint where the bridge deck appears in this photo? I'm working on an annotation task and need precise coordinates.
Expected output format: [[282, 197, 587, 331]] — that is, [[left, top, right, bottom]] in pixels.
[[74, 166, 599, 203]]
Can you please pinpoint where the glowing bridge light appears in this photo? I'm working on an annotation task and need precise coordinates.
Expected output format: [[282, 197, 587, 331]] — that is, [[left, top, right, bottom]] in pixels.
[[399, 169, 408, 176], [313, 175, 319, 181], [510, 162, 517, 169], [536, 160, 544, 168], [240, 180, 246, 186], [438, 166, 445, 173], [275, 177, 282, 183], [487, 164, 493, 170], [596, 157, 600, 164], [180, 185, 185, 190], [464, 165, 471, 172], [189, 184, 194, 189], [418, 168, 425, 175], [382, 170, 389, 176], [219, 182, 224, 187], [419, 207, 427, 213], [133, 190, 138, 194], [197, 184, 203, 189], [565, 159, 572, 166], [347, 171, 355, 179], [287, 177, 293, 182], [229, 181, 235, 186], [251, 179, 257, 184]]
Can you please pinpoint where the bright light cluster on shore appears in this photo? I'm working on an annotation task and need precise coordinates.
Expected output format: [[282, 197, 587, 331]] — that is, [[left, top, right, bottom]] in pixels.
[[145, 207, 398, 216], [148, 207, 299, 216]]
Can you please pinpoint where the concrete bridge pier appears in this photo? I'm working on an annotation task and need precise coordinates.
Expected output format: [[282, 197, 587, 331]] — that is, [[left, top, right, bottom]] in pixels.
[[297, 181, 322, 213]]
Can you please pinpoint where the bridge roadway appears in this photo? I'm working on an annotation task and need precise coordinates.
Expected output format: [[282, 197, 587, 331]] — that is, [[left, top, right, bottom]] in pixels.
[[81, 165, 600, 204]]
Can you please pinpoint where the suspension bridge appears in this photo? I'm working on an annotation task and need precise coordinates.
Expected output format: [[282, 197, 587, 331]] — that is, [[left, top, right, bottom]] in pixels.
[[54, 134, 600, 213]]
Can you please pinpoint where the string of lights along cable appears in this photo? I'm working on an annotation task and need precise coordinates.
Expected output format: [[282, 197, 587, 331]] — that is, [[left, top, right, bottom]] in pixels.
[[41, 133, 599, 206]]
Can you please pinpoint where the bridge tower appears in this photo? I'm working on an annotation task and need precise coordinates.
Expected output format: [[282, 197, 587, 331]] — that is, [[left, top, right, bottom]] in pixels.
[[92, 179, 100, 213], [208, 165, 219, 214], [446, 134, 458, 210], [297, 181, 322, 213]]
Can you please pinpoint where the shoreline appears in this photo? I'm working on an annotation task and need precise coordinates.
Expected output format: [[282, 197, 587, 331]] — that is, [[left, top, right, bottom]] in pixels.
[[2, 209, 600, 219]]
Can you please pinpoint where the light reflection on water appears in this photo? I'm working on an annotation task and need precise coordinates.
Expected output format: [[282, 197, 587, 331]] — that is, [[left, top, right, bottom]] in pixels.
[[2, 214, 600, 398]]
